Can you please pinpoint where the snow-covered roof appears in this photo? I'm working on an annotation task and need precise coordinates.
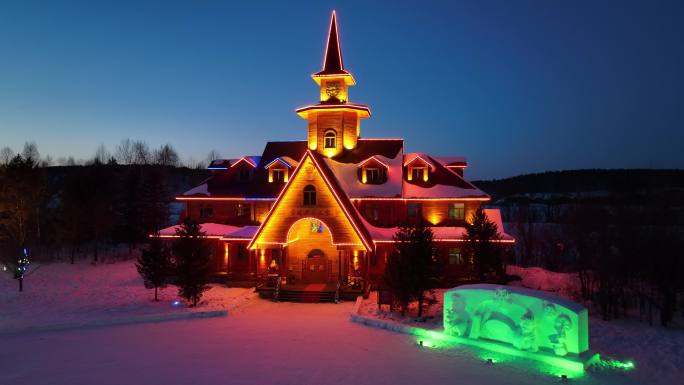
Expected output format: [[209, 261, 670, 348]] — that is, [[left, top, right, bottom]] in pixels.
[[433, 156, 467, 167], [223, 226, 259, 239], [158, 223, 241, 237], [402, 183, 487, 199], [324, 153, 403, 198], [183, 183, 209, 196], [356, 207, 513, 242]]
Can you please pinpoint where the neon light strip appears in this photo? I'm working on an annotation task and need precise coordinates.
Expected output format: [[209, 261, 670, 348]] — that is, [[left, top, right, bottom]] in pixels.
[[307, 150, 373, 251], [349, 197, 490, 202], [373, 239, 515, 243], [153, 234, 224, 239], [230, 157, 257, 168], [263, 157, 293, 169], [358, 155, 390, 169], [295, 104, 370, 113], [207, 167, 229, 170], [220, 237, 252, 242], [357, 138, 404, 141], [404, 155, 436, 171], [446, 164, 467, 169], [285, 217, 335, 244], [176, 197, 276, 201]]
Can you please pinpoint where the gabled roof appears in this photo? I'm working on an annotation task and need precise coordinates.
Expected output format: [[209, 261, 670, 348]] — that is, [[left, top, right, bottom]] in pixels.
[[404, 153, 437, 171], [248, 149, 373, 251], [263, 156, 298, 169], [231, 156, 261, 168], [402, 153, 489, 199]]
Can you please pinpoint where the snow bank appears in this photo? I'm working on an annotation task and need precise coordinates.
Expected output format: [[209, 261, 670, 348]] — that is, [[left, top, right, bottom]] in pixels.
[[506, 265, 581, 300]]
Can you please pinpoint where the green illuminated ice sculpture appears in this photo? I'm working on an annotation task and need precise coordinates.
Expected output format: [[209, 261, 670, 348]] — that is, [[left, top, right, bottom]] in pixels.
[[443, 284, 595, 373]]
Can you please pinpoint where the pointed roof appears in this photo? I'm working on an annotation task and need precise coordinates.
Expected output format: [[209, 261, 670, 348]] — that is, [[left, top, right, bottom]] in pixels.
[[312, 11, 355, 85], [248, 149, 373, 251]]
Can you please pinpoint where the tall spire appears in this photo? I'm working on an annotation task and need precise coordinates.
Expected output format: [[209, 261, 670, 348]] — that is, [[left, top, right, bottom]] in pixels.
[[312, 11, 355, 85], [320, 11, 344, 74]]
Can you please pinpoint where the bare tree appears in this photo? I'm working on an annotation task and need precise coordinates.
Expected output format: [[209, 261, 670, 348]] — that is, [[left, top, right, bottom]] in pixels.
[[94, 144, 111, 165], [205, 149, 221, 166], [22, 142, 40, 163], [0, 147, 14, 165], [40, 155, 53, 167], [132, 140, 151, 165], [154, 144, 179, 166], [115, 139, 134, 164]]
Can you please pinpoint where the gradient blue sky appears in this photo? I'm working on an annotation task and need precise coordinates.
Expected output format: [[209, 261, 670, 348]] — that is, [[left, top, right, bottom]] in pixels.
[[0, 0, 682, 179]]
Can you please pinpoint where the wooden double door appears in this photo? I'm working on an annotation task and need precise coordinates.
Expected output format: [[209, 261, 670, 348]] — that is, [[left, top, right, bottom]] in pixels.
[[303, 252, 329, 283]]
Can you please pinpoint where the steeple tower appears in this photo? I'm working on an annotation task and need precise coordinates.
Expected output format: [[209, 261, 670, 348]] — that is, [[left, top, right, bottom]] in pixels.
[[296, 11, 370, 158]]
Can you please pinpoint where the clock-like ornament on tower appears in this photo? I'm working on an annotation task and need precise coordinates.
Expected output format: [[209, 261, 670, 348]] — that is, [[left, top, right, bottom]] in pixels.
[[325, 81, 342, 101]]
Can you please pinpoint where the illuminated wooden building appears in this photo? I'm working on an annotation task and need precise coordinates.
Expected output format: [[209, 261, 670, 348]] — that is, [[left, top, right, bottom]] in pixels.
[[159, 11, 513, 299]]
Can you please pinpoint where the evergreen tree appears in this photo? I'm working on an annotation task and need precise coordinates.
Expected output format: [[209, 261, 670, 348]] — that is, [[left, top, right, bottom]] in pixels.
[[172, 219, 212, 306], [136, 235, 171, 301], [383, 221, 440, 317], [463, 207, 503, 281]]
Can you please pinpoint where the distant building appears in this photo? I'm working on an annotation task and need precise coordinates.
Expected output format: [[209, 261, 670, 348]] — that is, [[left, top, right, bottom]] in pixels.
[[158, 11, 513, 299]]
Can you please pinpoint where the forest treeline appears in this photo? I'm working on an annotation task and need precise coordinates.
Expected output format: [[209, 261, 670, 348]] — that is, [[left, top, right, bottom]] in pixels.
[[478, 169, 684, 326], [0, 142, 208, 266]]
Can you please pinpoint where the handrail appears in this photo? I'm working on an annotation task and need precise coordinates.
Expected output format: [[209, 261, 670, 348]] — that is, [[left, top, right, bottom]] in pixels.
[[273, 276, 281, 302], [335, 279, 341, 303]]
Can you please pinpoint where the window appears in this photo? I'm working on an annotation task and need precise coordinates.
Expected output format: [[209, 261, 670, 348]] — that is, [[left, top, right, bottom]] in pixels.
[[411, 167, 427, 182], [303, 185, 316, 206], [199, 205, 213, 219], [407, 203, 421, 218], [366, 168, 380, 183], [237, 203, 251, 218], [239, 168, 250, 182], [448, 248, 464, 265], [448, 203, 465, 220], [364, 204, 379, 221], [271, 168, 285, 183], [324, 130, 336, 149]]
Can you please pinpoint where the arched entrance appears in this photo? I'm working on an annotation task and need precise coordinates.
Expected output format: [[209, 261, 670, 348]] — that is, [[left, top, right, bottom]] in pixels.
[[286, 218, 338, 283]]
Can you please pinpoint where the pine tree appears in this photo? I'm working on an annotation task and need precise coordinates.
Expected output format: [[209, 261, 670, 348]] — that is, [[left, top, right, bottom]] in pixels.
[[383, 221, 440, 317], [463, 207, 503, 281], [172, 219, 212, 306], [136, 235, 171, 301]]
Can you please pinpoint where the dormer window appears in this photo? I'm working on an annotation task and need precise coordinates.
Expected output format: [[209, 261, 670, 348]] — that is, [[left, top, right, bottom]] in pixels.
[[404, 154, 435, 182], [359, 156, 389, 184], [324, 130, 336, 149], [265, 157, 295, 183]]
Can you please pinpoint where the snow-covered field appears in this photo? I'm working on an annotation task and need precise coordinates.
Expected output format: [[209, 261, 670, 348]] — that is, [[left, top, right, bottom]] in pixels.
[[1, 261, 681, 385], [0, 261, 254, 332]]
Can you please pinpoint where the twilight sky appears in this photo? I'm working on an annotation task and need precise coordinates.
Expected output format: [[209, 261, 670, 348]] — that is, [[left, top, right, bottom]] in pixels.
[[0, 0, 682, 179]]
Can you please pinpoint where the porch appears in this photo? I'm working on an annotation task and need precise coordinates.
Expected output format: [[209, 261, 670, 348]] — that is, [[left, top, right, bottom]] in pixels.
[[256, 281, 365, 302]]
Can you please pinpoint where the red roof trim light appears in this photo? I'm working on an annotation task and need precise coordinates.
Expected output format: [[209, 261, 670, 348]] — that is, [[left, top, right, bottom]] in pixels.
[[231, 157, 257, 168]]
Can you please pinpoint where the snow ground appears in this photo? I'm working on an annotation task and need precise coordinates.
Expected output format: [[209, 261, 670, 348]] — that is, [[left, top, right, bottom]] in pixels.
[[0, 261, 253, 332], [0, 261, 680, 385]]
